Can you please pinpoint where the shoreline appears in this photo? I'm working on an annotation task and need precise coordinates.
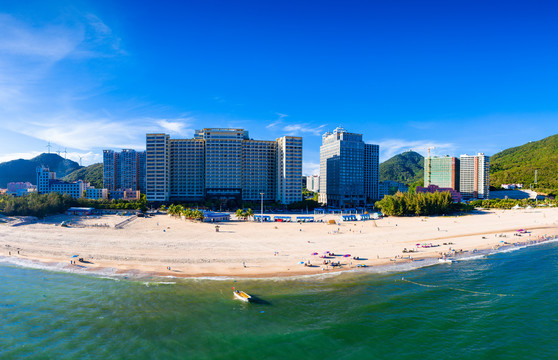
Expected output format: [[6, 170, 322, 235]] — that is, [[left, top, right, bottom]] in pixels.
[[1, 208, 558, 280], [1, 237, 556, 282]]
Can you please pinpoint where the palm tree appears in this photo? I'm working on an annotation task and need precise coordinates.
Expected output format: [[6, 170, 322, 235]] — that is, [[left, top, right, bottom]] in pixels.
[[192, 209, 204, 221], [175, 205, 184, 217], [235, 208, 245, 220], [245, 208, 255, 220]]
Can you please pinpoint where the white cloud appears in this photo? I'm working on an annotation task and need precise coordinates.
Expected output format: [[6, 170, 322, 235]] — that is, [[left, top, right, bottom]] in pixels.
[[3, 113, 198, 153], [11, 116, 144, 150], [0, 151, 43, 163], [369, 139, 456, 162], [156, 118, 194, 136], [64, 151, 102, 166], [303, 162, 320, 176]]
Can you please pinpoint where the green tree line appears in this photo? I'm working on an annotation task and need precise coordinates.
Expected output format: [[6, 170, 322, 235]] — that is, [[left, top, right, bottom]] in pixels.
[[470, 198, 557, 209], [0, 193, 148, 218], [375, 191, 473, 216]]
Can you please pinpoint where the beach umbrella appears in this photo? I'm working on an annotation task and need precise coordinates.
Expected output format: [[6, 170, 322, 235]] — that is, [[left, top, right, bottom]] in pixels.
[[311, 252, 318, 255]]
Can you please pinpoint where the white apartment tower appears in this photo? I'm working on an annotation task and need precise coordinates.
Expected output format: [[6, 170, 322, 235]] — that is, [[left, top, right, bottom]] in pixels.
[[459, 153, 490, 200], [319, 127, 379, 207], [145, 129, 302, 204], [276, 136, 303, 204]]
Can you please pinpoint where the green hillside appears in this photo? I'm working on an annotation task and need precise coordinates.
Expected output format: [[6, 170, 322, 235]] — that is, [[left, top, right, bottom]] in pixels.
[[0, 153, 81, 188], [379, 151, 424, 184], [62, 163, 103, 189], [490, 134, 558, 191]]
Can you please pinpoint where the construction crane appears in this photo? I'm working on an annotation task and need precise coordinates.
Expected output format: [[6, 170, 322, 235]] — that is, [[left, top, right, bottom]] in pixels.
[[409, 146, 436, 185]]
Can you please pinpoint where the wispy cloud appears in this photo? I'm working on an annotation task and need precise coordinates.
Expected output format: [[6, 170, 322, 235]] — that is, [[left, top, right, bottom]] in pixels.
[[156, 118, 194, 136], [5, 115, 196, 152], [266, 113, 326, 136], [283, 123, 326, 136], [369, 139, 456, 162], [0, 14, 81, 61], [0, 12, 139, 161], [266, 112, 289, 129]]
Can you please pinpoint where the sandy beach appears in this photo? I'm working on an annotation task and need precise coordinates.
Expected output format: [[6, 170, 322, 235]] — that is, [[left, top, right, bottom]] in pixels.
[[1, 208, 558, 278]]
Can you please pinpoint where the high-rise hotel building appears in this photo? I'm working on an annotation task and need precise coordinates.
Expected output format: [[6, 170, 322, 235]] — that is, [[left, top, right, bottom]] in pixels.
[[146, 128, 302, 204], [318, 127, 379, 207], [424, 156, 460, 190], [103, 149, 146, 193], [459, 153, 490, 200], [424, 153, 489, 200]]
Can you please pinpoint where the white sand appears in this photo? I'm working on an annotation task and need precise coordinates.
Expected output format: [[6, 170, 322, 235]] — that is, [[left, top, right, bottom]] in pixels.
[[1, 208, 557, 278]]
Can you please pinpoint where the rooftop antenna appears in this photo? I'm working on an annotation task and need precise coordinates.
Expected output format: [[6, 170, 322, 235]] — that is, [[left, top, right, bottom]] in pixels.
[[46, 141, 52, 154]]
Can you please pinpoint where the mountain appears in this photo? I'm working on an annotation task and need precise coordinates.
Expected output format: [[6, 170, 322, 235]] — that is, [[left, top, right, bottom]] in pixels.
[[490, 134, 558, 190], [379, 151, 424, 184], [62, 163, 103, 189], [0, 153, 81, 188]]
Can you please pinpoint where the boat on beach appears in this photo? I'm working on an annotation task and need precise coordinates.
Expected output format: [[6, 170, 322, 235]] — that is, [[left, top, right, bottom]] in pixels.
[[233, 290, 251, 302]]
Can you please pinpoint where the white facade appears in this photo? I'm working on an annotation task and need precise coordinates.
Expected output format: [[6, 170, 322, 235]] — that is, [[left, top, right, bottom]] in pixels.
[[459, 153, 490, 200], [145, 129, 302, 204], [276, 136, 303, 204], [36, 167, 86, 198], [146, 134, 170, 202], [306, 175, 320, 193]]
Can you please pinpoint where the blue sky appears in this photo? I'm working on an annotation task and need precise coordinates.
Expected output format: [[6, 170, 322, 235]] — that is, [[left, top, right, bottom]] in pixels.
[[1, 0, 557, 174]]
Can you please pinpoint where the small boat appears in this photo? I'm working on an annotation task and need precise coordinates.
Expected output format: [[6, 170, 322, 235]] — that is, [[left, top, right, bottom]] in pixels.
[[438, 257, 455, 264], [233, 290, 251, 302]]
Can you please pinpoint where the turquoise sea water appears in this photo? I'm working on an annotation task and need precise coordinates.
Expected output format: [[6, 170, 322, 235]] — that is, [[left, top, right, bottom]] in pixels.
[[1, 241, 557, 360]]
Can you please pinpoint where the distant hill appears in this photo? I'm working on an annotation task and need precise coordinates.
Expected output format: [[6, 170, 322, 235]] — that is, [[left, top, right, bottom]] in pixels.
[[62, 163, 103, 189], [379, 151, 424, 184], [490, 134, 558, 190], [0, 153, 81, 188]]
